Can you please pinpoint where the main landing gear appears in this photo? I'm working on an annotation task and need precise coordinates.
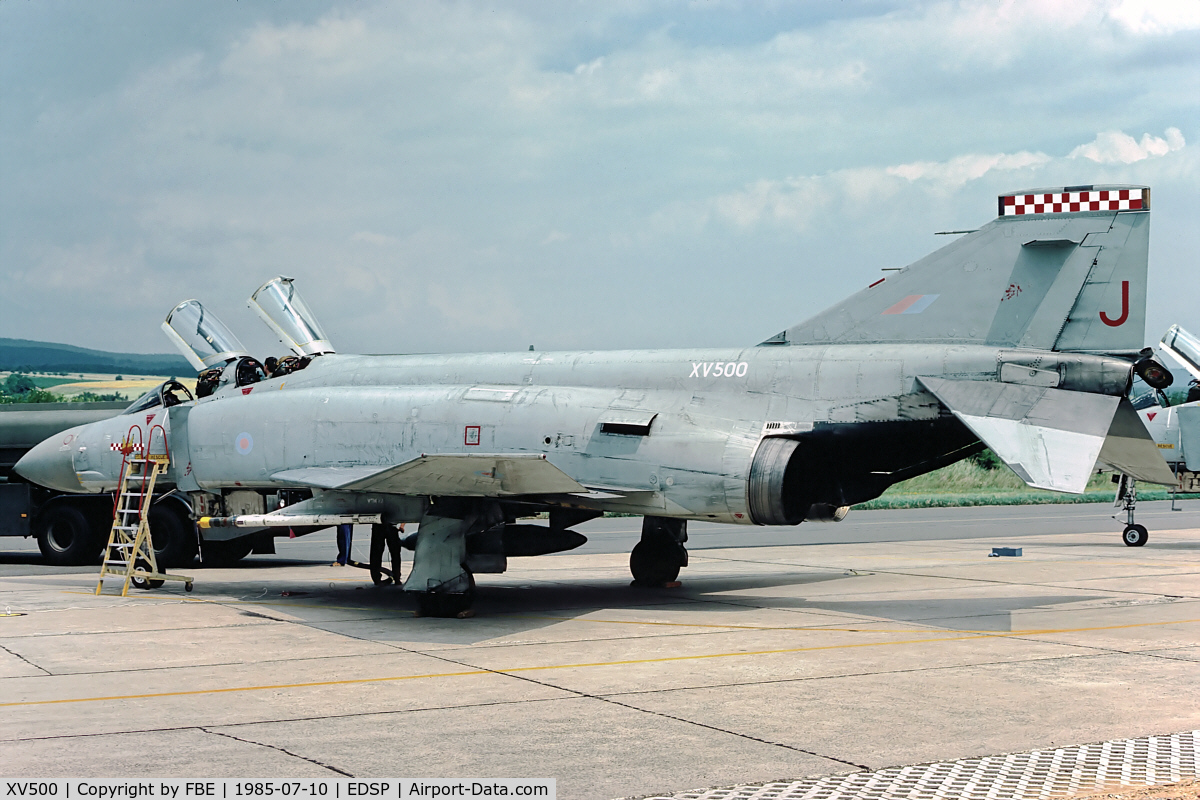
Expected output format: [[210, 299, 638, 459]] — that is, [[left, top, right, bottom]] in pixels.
[[1114, 474, 1149, 547], [402, 508, 483, 618], [630, 516, 688, 586]]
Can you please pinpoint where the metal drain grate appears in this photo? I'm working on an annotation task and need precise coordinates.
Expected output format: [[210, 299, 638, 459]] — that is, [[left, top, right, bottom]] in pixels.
[[645, 730, 1199, 800]]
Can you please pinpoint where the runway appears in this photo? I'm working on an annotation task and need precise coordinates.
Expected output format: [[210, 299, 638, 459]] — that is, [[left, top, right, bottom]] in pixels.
[[1, 502, 1198, 798]]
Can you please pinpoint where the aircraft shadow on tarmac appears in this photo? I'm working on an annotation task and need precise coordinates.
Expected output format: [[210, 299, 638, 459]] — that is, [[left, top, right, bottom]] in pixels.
[[1133, 540, 1200, 550], [758, 595, 1109, 632], [216, 569, 857, 645], [210, 569, 1108, 644], [0, 551, 1121, 642]]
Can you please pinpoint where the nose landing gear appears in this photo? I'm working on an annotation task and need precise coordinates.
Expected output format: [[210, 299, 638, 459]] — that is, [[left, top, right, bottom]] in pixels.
[[1115, 474, 1149, 547], [1122, 523, 1149, 547]]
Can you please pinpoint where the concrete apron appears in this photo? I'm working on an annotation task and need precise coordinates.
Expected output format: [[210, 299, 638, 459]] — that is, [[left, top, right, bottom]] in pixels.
[[1, 512, 1199, 800]]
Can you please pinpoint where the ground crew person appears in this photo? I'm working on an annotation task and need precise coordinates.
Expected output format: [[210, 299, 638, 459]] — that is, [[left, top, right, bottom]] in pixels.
[[333, 523, 352, 566], [370, 522, 404, 585]]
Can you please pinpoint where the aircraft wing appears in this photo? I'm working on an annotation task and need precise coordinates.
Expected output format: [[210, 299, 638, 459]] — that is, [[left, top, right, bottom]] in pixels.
[[919, 376, 1120, 493], [273, 453, 587, 497]]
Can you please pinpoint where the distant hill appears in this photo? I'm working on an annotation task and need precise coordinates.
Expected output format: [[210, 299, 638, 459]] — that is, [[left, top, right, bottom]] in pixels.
[[0, 338, 196, 376]]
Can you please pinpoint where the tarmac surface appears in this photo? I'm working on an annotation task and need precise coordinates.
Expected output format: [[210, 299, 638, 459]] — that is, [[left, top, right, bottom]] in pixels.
[[2, 501, 1199, 799]]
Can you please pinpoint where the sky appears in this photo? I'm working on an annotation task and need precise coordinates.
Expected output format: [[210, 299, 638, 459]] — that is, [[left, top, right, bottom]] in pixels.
[[1, 0, 1197, 361]]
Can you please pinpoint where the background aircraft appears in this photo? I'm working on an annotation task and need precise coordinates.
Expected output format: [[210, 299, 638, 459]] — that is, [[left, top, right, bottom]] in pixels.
[[1116, 324, 1200, 544], [16, 185, 1177, 615]]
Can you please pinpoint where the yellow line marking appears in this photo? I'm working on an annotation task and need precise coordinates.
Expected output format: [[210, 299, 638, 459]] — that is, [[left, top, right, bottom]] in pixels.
[[57, 590, 411, 616], [522, 615, 997, 634], [54, 591, 1200, 634], [3, 617, 1196, 709], [524, 612, 1200, 636]]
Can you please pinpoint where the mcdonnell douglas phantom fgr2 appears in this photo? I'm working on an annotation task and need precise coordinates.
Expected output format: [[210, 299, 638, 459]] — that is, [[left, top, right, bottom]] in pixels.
[[1115, 323, 1200, 545], [16, 184, 1179, 615]]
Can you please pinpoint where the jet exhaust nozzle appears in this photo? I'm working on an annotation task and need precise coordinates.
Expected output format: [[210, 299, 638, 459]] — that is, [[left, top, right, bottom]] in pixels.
[[1134, 357, 1174, 390]]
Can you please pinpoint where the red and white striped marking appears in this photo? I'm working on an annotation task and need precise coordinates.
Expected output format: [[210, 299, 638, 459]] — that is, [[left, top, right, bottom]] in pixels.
[[1000, 188, 1145, 216]]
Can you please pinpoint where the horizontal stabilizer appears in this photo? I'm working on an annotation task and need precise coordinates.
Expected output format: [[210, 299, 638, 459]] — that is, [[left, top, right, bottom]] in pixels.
[[1097, 399, 1179, 485], [919, 377, 1119, 493], [274, 453, 586, 497]]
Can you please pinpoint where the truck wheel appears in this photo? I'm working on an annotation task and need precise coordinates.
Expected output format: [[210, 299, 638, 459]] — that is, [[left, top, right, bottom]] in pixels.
[[37, 503, 101, 566], [198, 537, 254, 567], [130, 559, 165, 590], [148, 503, 198, 567]]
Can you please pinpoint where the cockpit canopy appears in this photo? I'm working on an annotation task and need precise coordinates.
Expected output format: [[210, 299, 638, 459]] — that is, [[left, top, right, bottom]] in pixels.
[[162, 300, 250, 371], [1162, 325, 1200, 382], [248, 276, 335, 358], [123, 380, 194, 416]]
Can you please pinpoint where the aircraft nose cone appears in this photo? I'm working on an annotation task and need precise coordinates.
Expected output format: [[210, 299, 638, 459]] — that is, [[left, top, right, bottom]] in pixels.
[[14, 431, 84, 493]]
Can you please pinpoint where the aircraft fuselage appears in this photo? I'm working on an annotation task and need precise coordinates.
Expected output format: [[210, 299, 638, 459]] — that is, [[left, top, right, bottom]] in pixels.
[[54, 342, 1130, 525]]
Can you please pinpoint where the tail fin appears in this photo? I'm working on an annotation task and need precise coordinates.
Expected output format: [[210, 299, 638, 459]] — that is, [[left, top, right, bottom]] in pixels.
[[769, 186, 1151, 354]]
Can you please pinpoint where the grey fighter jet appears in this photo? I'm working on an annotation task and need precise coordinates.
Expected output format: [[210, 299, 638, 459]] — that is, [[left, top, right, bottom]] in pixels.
[[16, 185, 1177, 615], [1114, 324, 1200, 545]]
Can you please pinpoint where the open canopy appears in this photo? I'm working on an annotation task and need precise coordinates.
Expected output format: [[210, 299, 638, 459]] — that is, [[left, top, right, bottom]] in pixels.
[[161, 299, 249, 371], [248, 276, 334, 358]]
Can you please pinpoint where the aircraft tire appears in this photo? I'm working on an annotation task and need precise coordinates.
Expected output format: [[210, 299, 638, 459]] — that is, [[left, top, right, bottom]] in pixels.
[[1122, 524, 1149, 547], [415, 593, 471, 618], [198, 536, 254, 567], [148, 503, 197, 567], [629, 540, 684, 586], [36, 503, 102, 566], [415, 575, 475, 618], [414, 574, 475, 618]]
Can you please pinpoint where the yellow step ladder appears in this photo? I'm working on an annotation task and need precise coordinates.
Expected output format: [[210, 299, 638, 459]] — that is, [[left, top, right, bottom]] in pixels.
[[97, 425, 194, 596]]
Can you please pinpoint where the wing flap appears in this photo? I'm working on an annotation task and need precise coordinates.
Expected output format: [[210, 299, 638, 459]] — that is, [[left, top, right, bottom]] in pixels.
[[275, 454, 586, 497], [271, 466, 385, 489], [919, 377, 1119, 493]]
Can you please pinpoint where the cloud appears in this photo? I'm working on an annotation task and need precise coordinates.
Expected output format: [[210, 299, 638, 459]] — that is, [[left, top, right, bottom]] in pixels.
[[887, 151, 1052, 189], [712, 178, 820, 230], [1069, 128, 1186, 164], [712, 148, 1052, 230], [2, 1, 1198, 353], [1107, 0, 1200, 34], [711, 122, 1192, 233]]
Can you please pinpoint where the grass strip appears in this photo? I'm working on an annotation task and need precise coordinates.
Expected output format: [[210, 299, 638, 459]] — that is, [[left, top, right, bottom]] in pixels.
[[856, 489, 1197, 510]]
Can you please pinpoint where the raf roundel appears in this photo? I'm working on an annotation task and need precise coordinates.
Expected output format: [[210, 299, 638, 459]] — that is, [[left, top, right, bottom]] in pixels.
[[234, 432, 254, 456]]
